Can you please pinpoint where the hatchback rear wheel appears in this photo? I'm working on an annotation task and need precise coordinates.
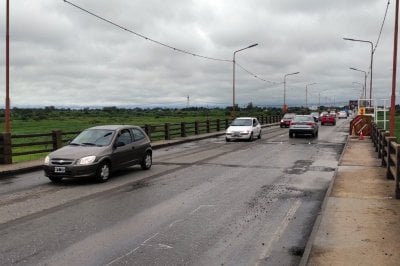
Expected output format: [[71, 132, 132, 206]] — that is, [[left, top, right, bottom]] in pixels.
[[141, 152, 152, 170]]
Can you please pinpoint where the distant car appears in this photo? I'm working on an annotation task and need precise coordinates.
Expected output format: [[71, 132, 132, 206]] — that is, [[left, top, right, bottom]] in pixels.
[[289, 115, 319, 138], [310, 112, 320, 122], [43, 125, 153, 183], [329, 111, 337, 117], [338, 111, 347, 119], [321, 113, 336, 126], [319, 111, 328, 120], [226, 117, 261, 142], [280, 113, 296, 128]]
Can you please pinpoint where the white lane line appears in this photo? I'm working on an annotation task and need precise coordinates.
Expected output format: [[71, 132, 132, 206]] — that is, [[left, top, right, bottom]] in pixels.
[[169, 219, 184, 228], [256, 199, 302, 265], [105, 232, 160, 266], [190, 205, 216, 215]]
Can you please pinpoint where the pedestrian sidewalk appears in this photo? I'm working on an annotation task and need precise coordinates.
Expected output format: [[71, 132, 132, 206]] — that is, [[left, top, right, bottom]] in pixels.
[[303, 136, 400, 266]]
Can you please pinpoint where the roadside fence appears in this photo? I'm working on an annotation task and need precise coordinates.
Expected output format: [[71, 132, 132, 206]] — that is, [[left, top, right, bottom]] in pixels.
[[371, 123, 400, 198], [0, 115, 281, 164]]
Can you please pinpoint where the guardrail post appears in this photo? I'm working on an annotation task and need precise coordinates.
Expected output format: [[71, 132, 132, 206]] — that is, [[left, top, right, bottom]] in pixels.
[[0, 132, 12, 164], [194, 121, 199, 135], [386, 137, 396, 180], [180, 122, 186, 137], [216, 119, 220, 132], [395, 143, 400, 199], [206, 120, 210, 133], [377, 130, 386, 159], [144, 124, 151, 139], [164, 123, 170, 140], [52, 130, 62, 150], [381, 132, 390, 166], [225, 119, 229, 129]]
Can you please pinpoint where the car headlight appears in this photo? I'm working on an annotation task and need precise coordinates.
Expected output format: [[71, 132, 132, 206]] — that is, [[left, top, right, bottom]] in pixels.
[[44, 156, 50, 165], [77, 155, 96, 165], [281, 119, 284, 122]]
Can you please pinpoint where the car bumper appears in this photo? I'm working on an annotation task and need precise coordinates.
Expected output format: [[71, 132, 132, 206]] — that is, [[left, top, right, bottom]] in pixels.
[[289, 128, 316, 135], [280, 121, 291, 127], [226, 133, 251, 140], [43, 163, 99, 178]]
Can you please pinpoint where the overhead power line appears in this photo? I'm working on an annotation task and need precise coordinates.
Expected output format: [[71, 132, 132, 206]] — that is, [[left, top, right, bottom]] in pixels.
[[374, 0, 391, 53], [63, 1, 279, 87], [235, 62, 280, 87], [63, 0, 231, 62]]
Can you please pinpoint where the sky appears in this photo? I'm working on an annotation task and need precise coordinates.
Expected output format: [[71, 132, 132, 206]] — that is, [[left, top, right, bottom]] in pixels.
[[0, 0, 398, 109]]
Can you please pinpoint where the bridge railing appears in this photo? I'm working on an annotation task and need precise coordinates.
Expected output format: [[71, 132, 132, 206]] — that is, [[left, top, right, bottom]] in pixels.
[[371, 123, 400, 198], [0, 116, 281, 164]]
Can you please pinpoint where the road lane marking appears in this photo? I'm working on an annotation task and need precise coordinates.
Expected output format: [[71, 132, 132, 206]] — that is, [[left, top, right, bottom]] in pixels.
[[190, 205, 216, 215], [169, 219, 184, 228], [105, 232, 160, 266], [256, 199, 302, 265]]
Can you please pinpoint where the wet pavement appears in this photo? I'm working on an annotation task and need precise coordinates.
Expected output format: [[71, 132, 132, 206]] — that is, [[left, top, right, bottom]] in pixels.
[[2, 125, 400, 265]]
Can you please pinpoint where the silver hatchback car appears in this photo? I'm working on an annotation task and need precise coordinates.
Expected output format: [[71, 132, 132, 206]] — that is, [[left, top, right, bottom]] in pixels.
[[43, 125, 152, 183]]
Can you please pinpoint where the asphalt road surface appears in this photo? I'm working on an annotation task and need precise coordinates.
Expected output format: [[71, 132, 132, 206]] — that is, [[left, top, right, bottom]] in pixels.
[[0, 118, 349, 265]]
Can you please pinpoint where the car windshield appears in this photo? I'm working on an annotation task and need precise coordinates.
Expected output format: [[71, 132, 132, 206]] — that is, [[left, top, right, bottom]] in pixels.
[[231, 119, 252, 126], [294, 116, 313, 122], [70, 129, 115, 146], [283, 113, 295, 119]]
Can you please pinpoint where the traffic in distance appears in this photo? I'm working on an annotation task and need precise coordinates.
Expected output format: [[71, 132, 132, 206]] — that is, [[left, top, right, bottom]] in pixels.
[[42, 110, 348, 183]]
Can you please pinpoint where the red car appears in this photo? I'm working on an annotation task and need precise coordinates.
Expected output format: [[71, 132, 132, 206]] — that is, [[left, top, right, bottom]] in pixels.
[[320, 114, 336, 126], [280, 113, 296, 128]]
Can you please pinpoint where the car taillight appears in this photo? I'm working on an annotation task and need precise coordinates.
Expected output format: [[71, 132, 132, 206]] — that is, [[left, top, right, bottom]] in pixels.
[[307, 122, 315, 127], [290, 122, 296, 125]]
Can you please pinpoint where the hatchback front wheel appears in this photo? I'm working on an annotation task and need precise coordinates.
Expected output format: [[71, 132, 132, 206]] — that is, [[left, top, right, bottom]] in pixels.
[[96, 161, 111, 183]]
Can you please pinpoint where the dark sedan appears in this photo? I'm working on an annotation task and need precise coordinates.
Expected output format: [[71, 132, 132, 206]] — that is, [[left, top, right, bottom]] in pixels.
[[289, 115, 319, 138], [43, 125, 152, 183]]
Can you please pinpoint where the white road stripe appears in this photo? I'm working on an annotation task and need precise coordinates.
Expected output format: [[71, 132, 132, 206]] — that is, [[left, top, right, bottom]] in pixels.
[[256, 199, 302, 265], [105, 232, 160, 266]]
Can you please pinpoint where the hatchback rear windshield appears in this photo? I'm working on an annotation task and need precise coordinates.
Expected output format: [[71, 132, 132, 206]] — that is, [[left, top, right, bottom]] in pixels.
[[70, 129, 115, 146], [231, 119, 252, 126]]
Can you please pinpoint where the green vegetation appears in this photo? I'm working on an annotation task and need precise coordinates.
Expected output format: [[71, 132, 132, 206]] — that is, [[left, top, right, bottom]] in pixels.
[[0, 106, 282, 163], [0, 106, 282, 134]]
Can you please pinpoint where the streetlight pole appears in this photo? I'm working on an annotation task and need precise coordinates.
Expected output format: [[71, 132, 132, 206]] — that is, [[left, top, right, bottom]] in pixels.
[[5, 0, 10, 133], [232, 43, 258, 117], [352, 82, 365, 98], [318, 89, 329, 108], [343, 37, 374, 101], [349, 67, 367, 99], [390, 0, 399, 137], [305, 82, 317, 108], [283, 72, 300, 112]]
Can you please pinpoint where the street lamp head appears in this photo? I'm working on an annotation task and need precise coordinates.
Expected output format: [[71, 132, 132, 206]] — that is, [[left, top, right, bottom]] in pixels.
[[349, 67, 357, 71], [343, 37, 355, 41], [247, 43, 258, 48]]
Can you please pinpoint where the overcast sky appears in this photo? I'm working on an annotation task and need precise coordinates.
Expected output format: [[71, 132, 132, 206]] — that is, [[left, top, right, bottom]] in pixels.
[[0, 0, 398, 108]]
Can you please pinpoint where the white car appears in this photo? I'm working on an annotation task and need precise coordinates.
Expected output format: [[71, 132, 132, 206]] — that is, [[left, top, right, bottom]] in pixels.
[[338, 111, 347, 119], [226, 117, 261, 142]]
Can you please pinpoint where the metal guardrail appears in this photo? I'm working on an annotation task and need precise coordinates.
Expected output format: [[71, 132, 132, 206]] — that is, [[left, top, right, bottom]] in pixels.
[[0, 115, 281, 164], [371, 123, 400, 198]]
